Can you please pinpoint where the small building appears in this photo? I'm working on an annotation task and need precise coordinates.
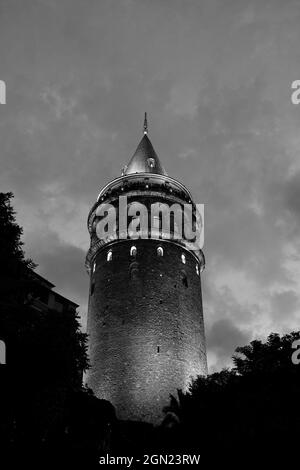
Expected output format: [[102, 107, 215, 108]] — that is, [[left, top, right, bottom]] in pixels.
[[28, 271, 78, 315], [0, 270, 78, 370]]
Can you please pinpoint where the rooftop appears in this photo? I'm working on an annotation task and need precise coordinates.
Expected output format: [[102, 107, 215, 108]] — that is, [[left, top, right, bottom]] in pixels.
[[122, 114, 167, 176]]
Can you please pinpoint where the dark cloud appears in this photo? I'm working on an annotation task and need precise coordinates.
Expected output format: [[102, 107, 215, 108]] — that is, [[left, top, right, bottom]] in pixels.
[[282, 171, 300, 223], [270, 290, 299, 321], [207, 318, 251, 371]]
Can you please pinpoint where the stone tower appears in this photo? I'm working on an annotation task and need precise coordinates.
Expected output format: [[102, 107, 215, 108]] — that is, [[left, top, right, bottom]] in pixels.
[[85, 116, 207, 424]]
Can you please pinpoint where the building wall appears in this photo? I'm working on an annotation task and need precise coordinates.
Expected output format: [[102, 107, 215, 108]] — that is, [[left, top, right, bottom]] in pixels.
[[85, 238, 207, 424]]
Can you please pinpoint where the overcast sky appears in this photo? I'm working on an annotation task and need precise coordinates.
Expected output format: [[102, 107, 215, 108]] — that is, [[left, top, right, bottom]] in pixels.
[[1, 0, 300, 371]]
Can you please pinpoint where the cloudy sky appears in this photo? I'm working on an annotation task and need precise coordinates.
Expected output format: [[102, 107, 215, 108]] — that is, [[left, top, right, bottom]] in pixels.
[[1, 0, 300, 371]]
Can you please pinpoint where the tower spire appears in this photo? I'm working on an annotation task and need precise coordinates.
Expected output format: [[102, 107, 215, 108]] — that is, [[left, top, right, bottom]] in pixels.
[[143, 112, 148, 135]]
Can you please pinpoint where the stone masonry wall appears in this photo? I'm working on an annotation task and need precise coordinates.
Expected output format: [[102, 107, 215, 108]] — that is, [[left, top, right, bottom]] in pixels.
[[85, 238, 207, 424]]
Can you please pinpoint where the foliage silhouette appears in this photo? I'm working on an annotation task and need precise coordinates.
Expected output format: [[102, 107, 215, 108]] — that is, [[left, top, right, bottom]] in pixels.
[[0, 192, 99, 465], [163, 331, 300, 464]]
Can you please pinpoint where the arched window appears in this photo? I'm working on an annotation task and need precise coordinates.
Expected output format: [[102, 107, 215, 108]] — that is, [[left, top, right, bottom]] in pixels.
[[196, 264, 199, 276], [0, 340, 6, 365], [107, 250, 112, 262], [181, 253, 186, 264], [147, 157, 155, 169], [130, 246, 137, 257], [129, 261, 139, 280], [181, 270, 188, 288], [157, 246, 164, 257]]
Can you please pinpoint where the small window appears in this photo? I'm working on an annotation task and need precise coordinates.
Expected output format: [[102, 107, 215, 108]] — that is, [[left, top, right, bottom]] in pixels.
[[181, 270, 188, 288], [0, 340, 6, 365], [147, 157, 155, 168], [157, 346, 160, 353], [93, 262, 96, 273], [130, 246, 137, 257], [157, 246, 163, 257], [196, 264, 199, 276], [181, 253, 186, 264], [91, 282, 95, 296], [107, 250, 112, 262], [129, 261, 139, 280]]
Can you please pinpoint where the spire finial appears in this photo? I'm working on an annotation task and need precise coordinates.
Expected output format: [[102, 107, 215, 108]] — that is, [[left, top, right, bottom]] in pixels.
[[143, 112, 148, 135]]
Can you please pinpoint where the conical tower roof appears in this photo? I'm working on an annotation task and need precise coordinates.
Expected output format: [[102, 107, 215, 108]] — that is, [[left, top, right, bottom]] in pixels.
[[123, 114, 167, 176]]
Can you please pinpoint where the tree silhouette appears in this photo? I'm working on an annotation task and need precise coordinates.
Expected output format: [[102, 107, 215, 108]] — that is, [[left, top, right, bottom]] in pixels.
[[0, 192, 93, 463], [163, 331, 300, 465], [0, 192, 36, 307]]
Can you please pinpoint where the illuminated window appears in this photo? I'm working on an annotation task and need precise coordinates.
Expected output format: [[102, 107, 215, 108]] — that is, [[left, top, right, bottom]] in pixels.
[[147, 157, 155, 168], [93, 262, 96, 273], [130, 246, 137, 257], [196, 264, 199, 276], [181, 253, 186, 264], [157, 246, 163, 257], [107, 250, 112, 262], [0, 340, 6, 365]]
